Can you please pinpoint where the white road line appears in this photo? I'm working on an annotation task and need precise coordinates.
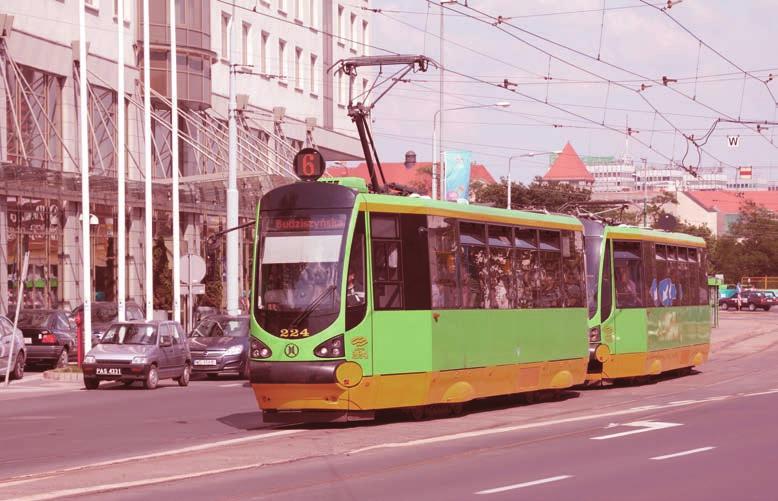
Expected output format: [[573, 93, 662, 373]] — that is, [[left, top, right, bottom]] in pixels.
[[0, 429, 301, 486], [9, 462, 269, 501], [475, 475, 572, 495], [650, 446, 715, 461], [742, 389, 778, 397], [590, 420, 682, 440], [219, 383, 244, 387]]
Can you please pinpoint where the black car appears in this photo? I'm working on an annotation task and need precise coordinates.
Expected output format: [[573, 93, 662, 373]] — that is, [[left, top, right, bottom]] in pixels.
[[188, 315, 250, 379], [72, 301, 145, 346], [18, 309, 76, 368]]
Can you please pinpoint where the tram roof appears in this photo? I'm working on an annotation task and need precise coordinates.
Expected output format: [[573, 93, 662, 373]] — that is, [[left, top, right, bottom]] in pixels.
[[357, 193, 583, 231], [604, 225, 706, 248]]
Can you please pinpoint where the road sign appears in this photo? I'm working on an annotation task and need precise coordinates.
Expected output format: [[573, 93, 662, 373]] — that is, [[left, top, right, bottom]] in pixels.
[[180, 254, 206, 283], [727, 135, 741, 148]]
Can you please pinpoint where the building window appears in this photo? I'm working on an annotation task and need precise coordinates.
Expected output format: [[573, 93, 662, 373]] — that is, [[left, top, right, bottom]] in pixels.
[[85, 0, 98, 8], [310, 54, 318, 95], [337, 72, 344, 105], [5, 64, 63, 171], [278, 0, 286, 14], [361, 20, 368, 54], [260, 31, 269, 74], [113, 0, 131, 21], [88, 85, 118, 176], [294, 47, 303, 91], [220, 12, 231, 59], [241, 23, 251, 65], [337, 5, 344, 41], [350, 13, 357, 51], [278, 39, 287, 81], [309, 0, 317, 28], [294, 0, 302, 20]]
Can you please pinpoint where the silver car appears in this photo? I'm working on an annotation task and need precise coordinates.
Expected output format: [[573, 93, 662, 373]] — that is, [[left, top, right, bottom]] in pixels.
[[0, 314, 25, 381], [82, 321, 191, 390]]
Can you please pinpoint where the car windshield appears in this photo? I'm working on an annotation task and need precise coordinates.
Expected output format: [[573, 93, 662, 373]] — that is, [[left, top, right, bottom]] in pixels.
[[191, 318, 249, 338], [18, 311, 51, 327], [100, 324, 157, 345]]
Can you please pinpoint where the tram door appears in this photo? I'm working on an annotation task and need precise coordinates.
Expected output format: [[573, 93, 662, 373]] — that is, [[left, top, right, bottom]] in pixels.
[[345, 213, 373, 377], [612, 241, 647, 355]]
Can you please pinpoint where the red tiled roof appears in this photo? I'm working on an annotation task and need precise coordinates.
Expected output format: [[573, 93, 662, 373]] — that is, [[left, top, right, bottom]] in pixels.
[[685, 190, 778, 214], [543, 142, 594, 182], [325, 161, 496, 195]]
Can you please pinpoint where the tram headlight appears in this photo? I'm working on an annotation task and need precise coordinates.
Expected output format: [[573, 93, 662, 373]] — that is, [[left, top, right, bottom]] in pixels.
[[588, 327, 601, 343], [250, 338, 272, 359], [314, 334, 344, 358]]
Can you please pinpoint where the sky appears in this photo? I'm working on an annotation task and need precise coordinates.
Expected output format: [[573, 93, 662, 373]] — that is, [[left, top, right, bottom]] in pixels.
[[363, 0, 778, 183]]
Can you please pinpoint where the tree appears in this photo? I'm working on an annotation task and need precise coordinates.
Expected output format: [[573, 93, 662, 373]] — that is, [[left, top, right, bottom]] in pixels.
[[152, 236, 173, 311], [472, 177, 592, 211]]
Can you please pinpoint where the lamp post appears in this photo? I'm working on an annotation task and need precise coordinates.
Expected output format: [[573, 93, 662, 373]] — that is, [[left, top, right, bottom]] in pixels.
[[507, 151, 554, 209], [432, 101, 510, 200]]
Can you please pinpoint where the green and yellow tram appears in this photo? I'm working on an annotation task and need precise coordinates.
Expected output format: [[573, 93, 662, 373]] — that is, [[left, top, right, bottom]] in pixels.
[[583, 221, 710, 382], [249, 177, 591, 420]]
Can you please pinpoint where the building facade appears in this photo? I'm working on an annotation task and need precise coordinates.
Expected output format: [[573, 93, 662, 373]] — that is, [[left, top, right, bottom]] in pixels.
[[0, 0, 369, 315]]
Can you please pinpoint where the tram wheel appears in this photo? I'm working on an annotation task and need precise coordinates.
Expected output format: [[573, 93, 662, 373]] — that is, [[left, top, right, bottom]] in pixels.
[[523, 391, 538, 405], [449, 402, 464, 417], [408, 406, 427, 421]]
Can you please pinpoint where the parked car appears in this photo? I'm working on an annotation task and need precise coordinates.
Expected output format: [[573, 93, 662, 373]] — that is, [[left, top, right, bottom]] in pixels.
[[72, 301, 144, 346], [82, 320, 191, 390], [17, 309, 76, 369], [188, 315, 250, 379], [0, 314, 25, 380], [719, 290, 778, 311]]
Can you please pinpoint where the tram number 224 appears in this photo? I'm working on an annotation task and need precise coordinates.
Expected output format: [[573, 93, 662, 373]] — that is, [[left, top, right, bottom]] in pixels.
[[279, 328, 310, 338]]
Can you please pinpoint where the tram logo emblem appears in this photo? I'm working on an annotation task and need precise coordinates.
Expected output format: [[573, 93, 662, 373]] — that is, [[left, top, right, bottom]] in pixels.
[[351, 337, 369, 359], [284, 343, 299, 358]]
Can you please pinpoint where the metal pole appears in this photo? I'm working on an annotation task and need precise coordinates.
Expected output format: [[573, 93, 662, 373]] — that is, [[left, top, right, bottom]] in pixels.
[[117, 0, 126, 321], [4, 252, 28, 386], [438, 3, 445, 202], [432, 110, 439, 200], [187, 254, 193, 332], [226, 13, 239, 315], [507, 156, 513, 209], [142, 0, 153, 321], [170, 0, 181, 323], [642, 157, 648, 227], [79, 0, 92, 352]]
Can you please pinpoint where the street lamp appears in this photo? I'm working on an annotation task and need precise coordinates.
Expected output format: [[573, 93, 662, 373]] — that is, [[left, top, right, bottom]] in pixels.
[[432, 101, 511, 200], [507, 151, 555, 209]]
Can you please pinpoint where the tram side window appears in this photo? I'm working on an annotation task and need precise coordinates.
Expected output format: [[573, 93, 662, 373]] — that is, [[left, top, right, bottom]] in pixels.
[[561, 231, 585, 307], [680, 248, 696, 306], [601, 240, 613, 319], [371, 214, 403, 310], [513, 228, 538, 308], [346, 213, 366, 329], [614, 241, 644, 308], [668, 246, 681, 306], [400, 214, 432, 310], [428, 216, 459, 308], [698, 249, 709, 305], [537, 230, 563, 308], [459, 222, 488, 309], [488, 225, 513, 309], [642, 241, 656, 307]]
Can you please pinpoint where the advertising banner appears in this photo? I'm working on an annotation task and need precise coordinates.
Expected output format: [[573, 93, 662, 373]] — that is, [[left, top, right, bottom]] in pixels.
[[443, 150, 472, 202]]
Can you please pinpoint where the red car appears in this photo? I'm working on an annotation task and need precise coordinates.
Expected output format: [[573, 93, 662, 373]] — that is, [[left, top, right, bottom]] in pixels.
[[719, 290, 777, 311]]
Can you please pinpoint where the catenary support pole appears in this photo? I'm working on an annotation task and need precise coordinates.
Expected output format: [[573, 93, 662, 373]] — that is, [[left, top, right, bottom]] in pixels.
[[79, 0, 92, 352], [143, 0, 153, 320], [226, 8, 239, 316], [438, 2, 444, 200], [4, 252, 28, 386], [170, 0, 181, 322], [117, 0, 126, 321]]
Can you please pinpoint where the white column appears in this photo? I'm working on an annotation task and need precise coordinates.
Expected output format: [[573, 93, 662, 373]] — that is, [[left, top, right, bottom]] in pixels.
[[170, 0, 181, 322], [142, 0, 153, 320], [78, 0, 93, 352], [0, 198, 7, 316], [117, 0, 127, 321], [226, 17, 239, 315]]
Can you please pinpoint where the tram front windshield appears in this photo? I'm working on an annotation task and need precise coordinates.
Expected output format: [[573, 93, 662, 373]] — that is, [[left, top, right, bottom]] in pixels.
[[256, 211, 348, 335]]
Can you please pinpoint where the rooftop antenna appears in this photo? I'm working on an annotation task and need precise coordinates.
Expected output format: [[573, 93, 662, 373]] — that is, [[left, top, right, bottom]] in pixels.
[[331, 55, 436, 193]]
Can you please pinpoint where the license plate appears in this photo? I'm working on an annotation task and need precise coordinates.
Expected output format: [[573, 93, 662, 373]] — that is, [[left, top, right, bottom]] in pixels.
[[24, 338, 32, 345], [96, 367, 122, 376], [194, 359, 217, 366]]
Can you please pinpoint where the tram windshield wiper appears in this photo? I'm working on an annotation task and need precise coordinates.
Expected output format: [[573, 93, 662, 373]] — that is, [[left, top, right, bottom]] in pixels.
[[291, 285, 337, 328]]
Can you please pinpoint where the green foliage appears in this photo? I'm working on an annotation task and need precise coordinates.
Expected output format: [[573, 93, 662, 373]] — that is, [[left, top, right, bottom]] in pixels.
[[152, 236, 173, 311], [472, 177, 592, 211]]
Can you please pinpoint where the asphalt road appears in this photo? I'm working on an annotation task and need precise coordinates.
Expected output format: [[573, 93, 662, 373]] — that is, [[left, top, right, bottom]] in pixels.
[[0, 309, 777, 500]]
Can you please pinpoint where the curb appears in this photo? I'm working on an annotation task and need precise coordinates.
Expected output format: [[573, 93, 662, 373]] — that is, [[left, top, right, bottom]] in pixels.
[[43, 370, 84, 383]]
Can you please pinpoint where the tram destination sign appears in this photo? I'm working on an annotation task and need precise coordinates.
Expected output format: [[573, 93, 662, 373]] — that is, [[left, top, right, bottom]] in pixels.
[[293, 147, 326, 181], [267, 214, 347, 233]]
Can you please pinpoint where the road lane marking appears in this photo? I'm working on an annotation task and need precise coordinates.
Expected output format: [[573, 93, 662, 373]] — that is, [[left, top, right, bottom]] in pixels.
[[0, 429, 301, 486], [590, 420, 682, 440], [9, 462, 270, 501], [651, 446, 715, 461], [219, 383, 244, 387], [475, 475, 572, 495], [742, 389, 778, 397]]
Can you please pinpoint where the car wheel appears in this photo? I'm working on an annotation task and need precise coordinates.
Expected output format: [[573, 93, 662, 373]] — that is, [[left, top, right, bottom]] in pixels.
[[11, 351, 25, 380], [719, 302, 727, 310], [55, 348, 69, 369], [726, 303, 734, 310], [177, 363, 191, 387], [748, 303, 756, 311], [242, 360, 251, 380], [764, 306, 771, 311], [144, 365, 159, 390], [84, 377, 100, 390]]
